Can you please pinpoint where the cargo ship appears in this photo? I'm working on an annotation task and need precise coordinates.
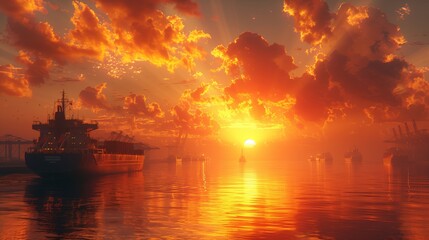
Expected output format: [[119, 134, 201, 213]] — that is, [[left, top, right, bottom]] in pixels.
[[25, 92, 144, 177], [384, 121, 429, 165], [344, 148, 362, 162]]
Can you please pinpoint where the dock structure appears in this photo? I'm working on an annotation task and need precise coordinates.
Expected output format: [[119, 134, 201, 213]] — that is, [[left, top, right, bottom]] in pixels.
[[0, 134, 33, 162], [384, 120, 429, 162]]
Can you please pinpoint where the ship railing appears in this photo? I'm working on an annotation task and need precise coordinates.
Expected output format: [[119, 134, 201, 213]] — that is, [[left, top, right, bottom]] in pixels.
[[95, 148, 105, 154]]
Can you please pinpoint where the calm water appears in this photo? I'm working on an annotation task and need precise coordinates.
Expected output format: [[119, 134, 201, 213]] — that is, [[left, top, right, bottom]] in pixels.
[[1, 157, 429, 240]]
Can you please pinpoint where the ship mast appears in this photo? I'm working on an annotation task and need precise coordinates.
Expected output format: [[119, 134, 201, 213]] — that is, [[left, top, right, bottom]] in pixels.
[[62, 90, 66, 116]]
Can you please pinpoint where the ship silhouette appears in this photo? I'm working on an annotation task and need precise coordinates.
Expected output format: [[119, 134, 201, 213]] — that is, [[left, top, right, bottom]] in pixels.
[[25, 91, 146, 177], [384, 120, 429, 165]]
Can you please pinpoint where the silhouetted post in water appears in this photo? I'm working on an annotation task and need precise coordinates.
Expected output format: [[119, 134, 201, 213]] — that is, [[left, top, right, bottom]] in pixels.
[[239, 147, 245, 162]]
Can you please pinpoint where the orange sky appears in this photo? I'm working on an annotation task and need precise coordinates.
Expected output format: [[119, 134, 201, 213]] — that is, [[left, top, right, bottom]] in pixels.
[[0, 0, 428, 146]]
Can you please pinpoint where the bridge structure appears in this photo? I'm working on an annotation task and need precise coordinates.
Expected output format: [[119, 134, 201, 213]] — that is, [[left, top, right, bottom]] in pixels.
[[0, 134, 33, 162]]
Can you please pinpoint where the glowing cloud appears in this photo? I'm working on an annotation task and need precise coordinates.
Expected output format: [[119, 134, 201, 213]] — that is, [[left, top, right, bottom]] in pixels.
[[0, 64, 32, 97], [283, 0, 332, 45], [94, 0, 210, 72], [0, 0, 44, 18], [68, 1, 113, 60]]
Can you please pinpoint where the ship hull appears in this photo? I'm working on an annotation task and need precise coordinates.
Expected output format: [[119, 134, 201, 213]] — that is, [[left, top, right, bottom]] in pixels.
[[25, 152, 144, 178]]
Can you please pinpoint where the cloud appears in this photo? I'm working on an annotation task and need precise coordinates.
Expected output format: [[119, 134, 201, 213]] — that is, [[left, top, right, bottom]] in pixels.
[[214, 32, 296, 103], [171, 101, 219, 136], [54, 74, 85, 83], [180, 83, 211, 102], [0, 64, 31, 97], [0, 0, 210, 97], [397, 3, 411, 20], [94, 0, 209, 72], [123, 93, 164, 118], [0, 1, 112, 93], [68, 1, 113, 60], [16, 50, 52, 86], [211, 1, 429, 125], [293, 71, 342, 122], [78, 82, 110, 111], [283, 0, 332, 45], [213, 32, 309, 123], [169, 84, 220, 136], [2, 4, 104, 88], [6, 17, 100, 65], [283, 0, 429, 122], [166, 0, 200, 16], [0, 0, 44, 18]]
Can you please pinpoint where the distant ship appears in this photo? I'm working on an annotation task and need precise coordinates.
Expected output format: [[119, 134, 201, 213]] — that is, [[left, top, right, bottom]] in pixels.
[[316, 152, 333, 163], [25, 92, 145, 177], [384, 120, 429, 165], [308, 152, 333, 163], [383, 147, 408, 166], [344, 148, 362, 162]]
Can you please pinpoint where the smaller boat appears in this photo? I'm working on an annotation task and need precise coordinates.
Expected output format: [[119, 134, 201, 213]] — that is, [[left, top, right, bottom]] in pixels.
[[344, 148, 362, 162], [167, 155, 182, 163], [307, 155, 316, 162], [316, 152, 333, 163], [239, 148, 246, 162], [383, 147, 408, 166]]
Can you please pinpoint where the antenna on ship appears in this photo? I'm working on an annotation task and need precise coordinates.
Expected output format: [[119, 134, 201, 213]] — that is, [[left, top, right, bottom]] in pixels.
[[62, 90, 66, 116]]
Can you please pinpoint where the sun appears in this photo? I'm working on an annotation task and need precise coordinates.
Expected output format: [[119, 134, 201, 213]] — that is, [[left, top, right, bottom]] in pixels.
[[244, 139, 256, 148]]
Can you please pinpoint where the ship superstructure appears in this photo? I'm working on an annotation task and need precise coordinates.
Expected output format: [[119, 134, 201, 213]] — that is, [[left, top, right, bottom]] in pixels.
[[384, 120, 429, 163], [25, 92, 144, 177]]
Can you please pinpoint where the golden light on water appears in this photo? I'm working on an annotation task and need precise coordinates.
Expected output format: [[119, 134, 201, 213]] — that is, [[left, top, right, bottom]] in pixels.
[[244, 139, 256, 148]]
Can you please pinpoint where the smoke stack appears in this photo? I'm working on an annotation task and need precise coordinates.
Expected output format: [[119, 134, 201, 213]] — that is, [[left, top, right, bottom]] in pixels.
[[404, 122, 411, 137], [398, 125, 403, 138], [392, 128, 398, 140], [412, 119, 419, 134]]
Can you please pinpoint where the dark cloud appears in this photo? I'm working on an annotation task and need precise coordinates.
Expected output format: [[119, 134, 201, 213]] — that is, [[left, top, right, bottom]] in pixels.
[[6, 17, 99, 65], [283, 0, 429, 122], [189, 84, 209, 102], [283, 0, 332, 45], [78, 82, 110, 111], [214, 32, 296, 115], [123, 93, 164, 118], [293, 71, 342, 122], [17, 51, 51, 86]]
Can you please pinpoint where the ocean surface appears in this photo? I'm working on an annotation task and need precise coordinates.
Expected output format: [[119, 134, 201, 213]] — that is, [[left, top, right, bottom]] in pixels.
[[1, 156, 429, 240]]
